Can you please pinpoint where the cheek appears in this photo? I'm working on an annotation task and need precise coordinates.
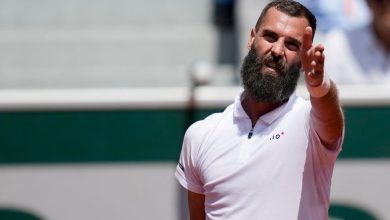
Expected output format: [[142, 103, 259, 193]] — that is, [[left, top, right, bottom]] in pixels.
[[286, 53, 301, 68], [253, 39, 272, 55]]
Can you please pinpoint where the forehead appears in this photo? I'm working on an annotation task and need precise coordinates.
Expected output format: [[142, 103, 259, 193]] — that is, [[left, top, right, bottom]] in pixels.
[[258, 7, 309, 40]]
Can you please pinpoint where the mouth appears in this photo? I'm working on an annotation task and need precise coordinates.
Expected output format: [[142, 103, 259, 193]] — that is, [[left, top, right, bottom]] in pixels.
[[264, 62, 280, 74], [266, 62, 277, 69]]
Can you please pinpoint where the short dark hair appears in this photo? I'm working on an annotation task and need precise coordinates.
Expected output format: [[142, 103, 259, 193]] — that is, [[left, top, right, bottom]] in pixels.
[[255, 0, 317, 37]]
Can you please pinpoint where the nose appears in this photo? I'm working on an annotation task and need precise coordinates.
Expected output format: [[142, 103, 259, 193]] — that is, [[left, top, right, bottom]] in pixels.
[[271, 40, 285, 58]]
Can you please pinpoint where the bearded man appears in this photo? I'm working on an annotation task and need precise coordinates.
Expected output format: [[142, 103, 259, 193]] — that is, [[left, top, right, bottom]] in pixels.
[[175, 0, 345, 219]]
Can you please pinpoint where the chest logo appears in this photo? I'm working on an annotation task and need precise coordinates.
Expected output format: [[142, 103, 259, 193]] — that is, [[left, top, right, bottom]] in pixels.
[[270, 131, 285, 140]]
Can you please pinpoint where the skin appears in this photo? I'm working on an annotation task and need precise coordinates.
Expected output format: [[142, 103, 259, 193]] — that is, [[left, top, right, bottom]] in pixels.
[[366, 0, 390, 52], [187, 7, 345, 220], [188, 190, 206, 220]]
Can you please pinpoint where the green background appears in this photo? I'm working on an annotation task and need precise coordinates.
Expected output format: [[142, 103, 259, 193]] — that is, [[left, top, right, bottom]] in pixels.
[[0, 106, 389, 164]]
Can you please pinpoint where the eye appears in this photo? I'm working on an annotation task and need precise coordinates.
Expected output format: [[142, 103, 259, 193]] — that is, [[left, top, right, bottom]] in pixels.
[[263, 33, 277, 43], [286, 41, 300, 51]]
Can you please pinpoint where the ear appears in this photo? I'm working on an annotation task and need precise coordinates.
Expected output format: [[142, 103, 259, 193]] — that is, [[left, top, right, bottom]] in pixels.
[[247, 28, 256, 50]]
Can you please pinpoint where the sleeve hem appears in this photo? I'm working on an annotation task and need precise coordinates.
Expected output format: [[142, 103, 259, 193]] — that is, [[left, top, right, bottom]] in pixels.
[[175, 168, 204, 194]]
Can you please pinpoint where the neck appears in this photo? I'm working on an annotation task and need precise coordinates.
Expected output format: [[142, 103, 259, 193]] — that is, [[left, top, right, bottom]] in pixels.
[[241, 91, 287, 127]]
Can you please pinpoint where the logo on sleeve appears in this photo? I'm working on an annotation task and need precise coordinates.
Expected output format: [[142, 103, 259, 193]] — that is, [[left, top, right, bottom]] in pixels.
[[178, 162, 185, 172]]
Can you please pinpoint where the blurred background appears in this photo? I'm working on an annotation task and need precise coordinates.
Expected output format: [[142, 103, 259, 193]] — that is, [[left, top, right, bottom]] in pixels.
[[0, 0, 389, 219]]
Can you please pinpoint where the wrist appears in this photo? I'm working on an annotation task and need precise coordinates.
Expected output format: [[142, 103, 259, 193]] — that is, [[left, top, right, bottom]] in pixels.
[[306, 72, 331, 98]]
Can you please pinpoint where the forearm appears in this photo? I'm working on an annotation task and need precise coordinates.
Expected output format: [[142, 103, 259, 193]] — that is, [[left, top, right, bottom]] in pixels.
[[309, 80, 344, 149]]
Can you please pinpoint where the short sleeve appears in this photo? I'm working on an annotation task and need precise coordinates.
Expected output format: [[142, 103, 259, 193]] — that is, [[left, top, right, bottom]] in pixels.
[[308, 125, 343, 165], [175, 122, 205, 194], [306, 104, 344, 164]]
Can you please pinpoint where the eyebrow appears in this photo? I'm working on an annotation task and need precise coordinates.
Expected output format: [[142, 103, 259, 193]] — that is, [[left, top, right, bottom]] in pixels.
[[262, 29, 302, 48]]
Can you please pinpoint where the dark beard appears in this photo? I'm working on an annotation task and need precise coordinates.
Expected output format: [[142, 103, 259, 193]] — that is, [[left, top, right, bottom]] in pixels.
[[240, 46, 301, 103]]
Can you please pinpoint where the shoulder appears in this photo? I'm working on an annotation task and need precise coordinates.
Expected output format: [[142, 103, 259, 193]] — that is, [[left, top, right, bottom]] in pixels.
[[185, 103, 234, 143], [286, 95, 312, 128], [289, 95, 311, 114]]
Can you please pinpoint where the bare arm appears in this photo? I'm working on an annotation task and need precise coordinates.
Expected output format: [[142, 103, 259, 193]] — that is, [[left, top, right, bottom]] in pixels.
[[301, 27, 344, 149], [310, 81, 344, 149], [188, 190, 206, 220]]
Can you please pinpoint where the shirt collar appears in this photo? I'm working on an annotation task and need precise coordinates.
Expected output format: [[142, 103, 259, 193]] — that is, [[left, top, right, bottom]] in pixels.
[[233, 90, 297, 125]]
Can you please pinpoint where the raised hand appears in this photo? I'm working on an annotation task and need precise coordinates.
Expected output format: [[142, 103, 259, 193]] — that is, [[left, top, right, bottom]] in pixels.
[[300, 26, 330, 98], [300, 27, 326, 88]]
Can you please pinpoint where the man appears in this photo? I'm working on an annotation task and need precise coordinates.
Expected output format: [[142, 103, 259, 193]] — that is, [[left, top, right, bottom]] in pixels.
[[325, 0, 390, 84], [176, 0, 344, 219]]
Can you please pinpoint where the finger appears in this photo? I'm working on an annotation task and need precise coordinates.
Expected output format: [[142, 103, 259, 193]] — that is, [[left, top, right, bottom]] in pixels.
[[311, 57, 324, 69], [302, 27, 313, 51], [311, 60, 316, 68], [314, 44, 325, 52], [313, 62, 324, 74], [314, 51, 324, 64], [309, 64, 324, 79]]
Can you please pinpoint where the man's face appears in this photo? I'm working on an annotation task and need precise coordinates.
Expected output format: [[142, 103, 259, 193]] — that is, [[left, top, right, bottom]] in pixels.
[[241, 42, 301, 103], [241, 7, 309, 103]]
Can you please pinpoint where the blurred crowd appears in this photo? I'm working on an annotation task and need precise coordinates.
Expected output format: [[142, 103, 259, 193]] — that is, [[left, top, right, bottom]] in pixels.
[[221, 0, 390, 85]]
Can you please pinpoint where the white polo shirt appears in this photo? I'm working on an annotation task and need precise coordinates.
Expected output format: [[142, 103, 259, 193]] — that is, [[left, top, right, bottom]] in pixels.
[[175, 91, 343, 220]]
